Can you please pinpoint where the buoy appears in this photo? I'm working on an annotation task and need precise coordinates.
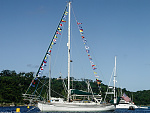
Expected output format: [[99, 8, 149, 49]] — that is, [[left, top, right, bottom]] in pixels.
[[129, 106, 135, 110], [16, 108, 20, 112], [27, 106, 30, 109]]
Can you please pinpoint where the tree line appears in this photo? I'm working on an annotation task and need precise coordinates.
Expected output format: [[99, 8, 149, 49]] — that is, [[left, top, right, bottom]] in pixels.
[[0, 70, 150, 105]]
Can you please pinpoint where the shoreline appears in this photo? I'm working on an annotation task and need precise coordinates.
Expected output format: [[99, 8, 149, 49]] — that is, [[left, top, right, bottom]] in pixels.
[[0, 103, 30, 107]]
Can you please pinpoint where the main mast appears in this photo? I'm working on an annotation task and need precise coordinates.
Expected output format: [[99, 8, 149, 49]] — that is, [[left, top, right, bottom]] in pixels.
[[67, 1, 71, 102]]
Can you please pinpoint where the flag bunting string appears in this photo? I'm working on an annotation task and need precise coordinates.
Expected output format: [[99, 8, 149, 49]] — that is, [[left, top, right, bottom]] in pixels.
[[35, 4, 69, 79], [76, 22, 101, 84]]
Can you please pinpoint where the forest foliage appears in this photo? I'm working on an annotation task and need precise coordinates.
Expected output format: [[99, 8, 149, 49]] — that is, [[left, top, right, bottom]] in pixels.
[[0, 70, 150, 105]]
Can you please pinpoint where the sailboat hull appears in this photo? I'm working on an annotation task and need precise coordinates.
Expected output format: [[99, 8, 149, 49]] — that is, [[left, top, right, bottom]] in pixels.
[[38, 102, 115, 112]]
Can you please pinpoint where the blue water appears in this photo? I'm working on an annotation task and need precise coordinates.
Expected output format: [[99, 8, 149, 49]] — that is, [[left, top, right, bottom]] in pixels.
[[0, 106, 150, 113]]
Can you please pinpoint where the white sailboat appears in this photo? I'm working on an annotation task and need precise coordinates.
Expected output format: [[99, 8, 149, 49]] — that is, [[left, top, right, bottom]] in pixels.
[[106, 57, 139, 109], [38, 2, 115, 112], [105, 57, 148, 110], [24, 2, 115, 112]]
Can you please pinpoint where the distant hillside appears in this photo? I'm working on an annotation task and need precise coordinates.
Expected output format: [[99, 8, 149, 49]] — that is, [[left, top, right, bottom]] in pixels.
[[0, 70, 150, 106]]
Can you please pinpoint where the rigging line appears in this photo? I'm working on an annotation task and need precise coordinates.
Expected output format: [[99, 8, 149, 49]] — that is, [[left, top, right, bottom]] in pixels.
[[62, 78, 67, 94], [59, 72, 68, 93], [51, 21, 66, 76], [45, 88, 49, 100], [70, 21, 90, 81], [104, 67, 114, 102], [33, 78, 66, 99], [71, 8, 90, 80], [90, 54, 107, 84], [51, 88, 67, 99], [72, 5, 102, 94], [71, 31, 88, 80], [87, 40, 107, 83], [37, 77, 66, 99], [59, 25, 66, 73], [25, 3, 69, 97], [39, 79, 47, 96], [25, 76, 38, 95], [33, 78, 40, 95], [72, 6, 97, 77], [27, 91, 44, 104], [71, 5, 78, 25], [32, 79, 49, 96], [25, 78, 34, 94], [36, 3, 69, 77], [69, 21, 82, 84], [72, 7, 106, 86], [36, 79, 49, 89], [32, 89, 45, 101]]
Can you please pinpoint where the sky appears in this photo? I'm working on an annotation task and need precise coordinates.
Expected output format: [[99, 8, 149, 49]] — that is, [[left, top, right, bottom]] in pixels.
[[0, 0, 150, 92]]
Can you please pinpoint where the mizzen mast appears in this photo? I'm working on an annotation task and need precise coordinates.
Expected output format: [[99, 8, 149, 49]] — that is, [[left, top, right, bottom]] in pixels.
[[114, 56, 117, 104]]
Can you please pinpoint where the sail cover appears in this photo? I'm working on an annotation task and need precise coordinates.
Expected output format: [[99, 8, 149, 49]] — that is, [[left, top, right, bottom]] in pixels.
[[71, 89, 93, 95]]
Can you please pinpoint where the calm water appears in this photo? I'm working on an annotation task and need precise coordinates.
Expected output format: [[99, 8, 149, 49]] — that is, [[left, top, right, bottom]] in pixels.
[[0, 106, 150, 113]]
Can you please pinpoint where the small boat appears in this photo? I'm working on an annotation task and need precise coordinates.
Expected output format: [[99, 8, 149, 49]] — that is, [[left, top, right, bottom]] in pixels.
[[116, 97, 138, 109], [116, 93, 148, 109]]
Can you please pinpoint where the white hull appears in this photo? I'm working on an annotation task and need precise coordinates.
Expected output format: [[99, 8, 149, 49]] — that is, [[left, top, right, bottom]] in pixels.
[[38, 102, 115, 112], [116, 103, 138, 109], [116, 104, 149, 109]]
